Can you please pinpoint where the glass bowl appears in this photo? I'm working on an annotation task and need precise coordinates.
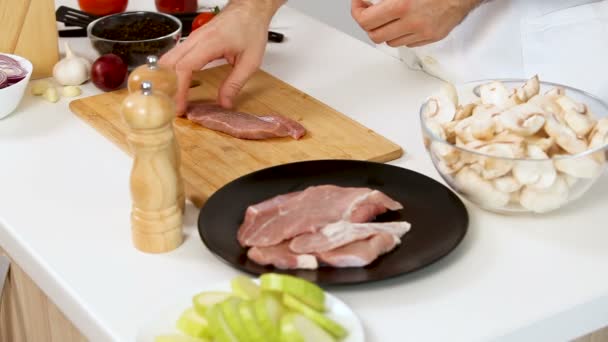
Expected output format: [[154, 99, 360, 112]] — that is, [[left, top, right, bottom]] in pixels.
[[87, 11, 182, 69], [420, 79, 608, 214]]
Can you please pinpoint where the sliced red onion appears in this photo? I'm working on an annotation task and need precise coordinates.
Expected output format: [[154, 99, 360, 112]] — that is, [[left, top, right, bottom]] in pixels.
[[0, 70, 7, 89], [0, 55, 20, 66], [0, 64, 26, 81]]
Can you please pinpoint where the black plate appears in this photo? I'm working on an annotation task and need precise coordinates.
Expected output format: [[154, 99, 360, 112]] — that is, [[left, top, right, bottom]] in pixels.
[[198, 160, 468, 285]]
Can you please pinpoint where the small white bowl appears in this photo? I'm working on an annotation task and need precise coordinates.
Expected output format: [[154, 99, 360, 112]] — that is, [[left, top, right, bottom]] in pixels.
[[0, 53, 33, 120]]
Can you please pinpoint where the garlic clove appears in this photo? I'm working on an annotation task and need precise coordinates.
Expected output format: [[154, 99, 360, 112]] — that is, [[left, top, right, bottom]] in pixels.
[[519, 175, 569, 213], [52, 41, 91, 86], [554, 154, 601, 179]]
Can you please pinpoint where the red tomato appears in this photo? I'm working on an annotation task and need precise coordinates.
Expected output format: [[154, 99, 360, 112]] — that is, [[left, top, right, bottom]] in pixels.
[[191, 7, 220, 32], [78, 0, 128, 16]]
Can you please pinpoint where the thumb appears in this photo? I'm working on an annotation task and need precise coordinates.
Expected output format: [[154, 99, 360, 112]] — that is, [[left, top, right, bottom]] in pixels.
[[218, 51, 262, 108], [351, 0, 371, 21]]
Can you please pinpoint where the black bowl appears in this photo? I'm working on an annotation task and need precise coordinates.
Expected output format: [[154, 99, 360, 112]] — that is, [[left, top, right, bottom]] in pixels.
[[87, 11, 182, 69]]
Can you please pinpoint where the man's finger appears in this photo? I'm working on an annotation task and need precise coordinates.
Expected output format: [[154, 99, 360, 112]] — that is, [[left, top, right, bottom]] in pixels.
[[173, 41, 223, 115], [218, 50, 262, 108], [368, 18, 411, 44], [351, 0, 371, 23], [356, 0, 403, 31], [386, 33, 423, 48]]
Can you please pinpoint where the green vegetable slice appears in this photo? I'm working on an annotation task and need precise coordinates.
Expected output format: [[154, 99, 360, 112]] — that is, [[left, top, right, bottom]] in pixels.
[[176, 308, 211, 339], [282, 294, 347, 339], [207, 304, 239, 342], [280, 313, 336, 342], [238, 300, 266, 342], [192, 291, 233, 316], [154, 333, 209, 342], [220, 297, 252, 342], [253, 293, 284, 341], [231, 275, 261, 300], [260, 273, 325, 312]]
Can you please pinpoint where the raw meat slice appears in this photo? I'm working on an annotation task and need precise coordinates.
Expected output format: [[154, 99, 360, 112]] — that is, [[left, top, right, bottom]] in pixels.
[[238, 185, 403, 247], [186, 102, 306, 140], [247, 242, 318, 270], [239, 191, 302, 245], [289, 220, 411, 254], [316, 232, 399, 268]]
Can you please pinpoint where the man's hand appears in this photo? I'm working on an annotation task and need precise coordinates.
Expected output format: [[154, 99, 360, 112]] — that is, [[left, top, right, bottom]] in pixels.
[[351, 0, 481, 48], [160, 0, 284, 115]]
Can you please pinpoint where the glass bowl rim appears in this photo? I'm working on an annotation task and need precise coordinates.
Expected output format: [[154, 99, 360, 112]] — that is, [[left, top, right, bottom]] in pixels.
[[420, 78, 608, 162], [87, 11, 182, 44]]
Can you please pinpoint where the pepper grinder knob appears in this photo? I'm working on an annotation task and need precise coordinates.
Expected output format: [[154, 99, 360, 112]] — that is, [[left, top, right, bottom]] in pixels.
[[127, 55, 178, 97]]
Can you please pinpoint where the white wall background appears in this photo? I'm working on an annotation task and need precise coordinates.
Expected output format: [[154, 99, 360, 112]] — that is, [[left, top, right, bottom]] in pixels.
[[286, 0, 373, 45]]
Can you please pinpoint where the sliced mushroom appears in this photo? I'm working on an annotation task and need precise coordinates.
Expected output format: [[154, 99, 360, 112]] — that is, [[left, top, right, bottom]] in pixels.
[[480, 81, 511, 109], [493, 176, 522, 193], [525, 136, 555, 153], [564, 173, 579, 188], [527, 94, 563, 116], [544, 113, 588, 154], [516, 75, 541, 102], [475, 143, 517, 180], [454, 167, 510, 208], [519, 175, 569, 213], [556, 96, 596, 138], [588, 118, 608, 149], [510, 190, 521, 204], [554, 154, 602, 179], [512, 145, 557, 189], [454, 103, 476, 121], [424, 120, 447, 148], [496, 103, 545, 136], [440, 82, 459, 108], [442, 120, 458, 144], [422, 95, 456, 125], [431, 141, 459, 166], [545, 87, 565, 97], [454, 117, 477, 143]]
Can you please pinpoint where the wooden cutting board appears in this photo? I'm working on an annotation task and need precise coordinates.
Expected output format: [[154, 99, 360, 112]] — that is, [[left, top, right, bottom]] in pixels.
[[70, 65, 404, 207]]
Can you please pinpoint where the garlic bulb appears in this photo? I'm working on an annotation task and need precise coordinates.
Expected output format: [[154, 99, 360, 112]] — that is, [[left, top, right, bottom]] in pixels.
[[52, 42, 91, 86]]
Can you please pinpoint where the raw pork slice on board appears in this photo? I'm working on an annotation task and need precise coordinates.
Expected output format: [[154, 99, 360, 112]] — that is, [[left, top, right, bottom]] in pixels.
[[186, 102, 306, 140]]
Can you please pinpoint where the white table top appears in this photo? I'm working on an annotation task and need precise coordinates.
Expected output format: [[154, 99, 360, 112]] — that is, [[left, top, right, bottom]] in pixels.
[[1, 1, 608, 341]]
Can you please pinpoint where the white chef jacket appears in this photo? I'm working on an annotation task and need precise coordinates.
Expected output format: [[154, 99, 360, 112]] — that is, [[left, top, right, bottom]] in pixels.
[[377, 0, 608, 102]]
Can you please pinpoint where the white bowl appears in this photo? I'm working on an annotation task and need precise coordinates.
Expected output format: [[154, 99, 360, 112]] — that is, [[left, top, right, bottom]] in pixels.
[[0, 53, 33, 120]]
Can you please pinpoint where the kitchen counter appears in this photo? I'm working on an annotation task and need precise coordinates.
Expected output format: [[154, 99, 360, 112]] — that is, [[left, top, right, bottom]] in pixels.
[[1, 1, 608, 341]]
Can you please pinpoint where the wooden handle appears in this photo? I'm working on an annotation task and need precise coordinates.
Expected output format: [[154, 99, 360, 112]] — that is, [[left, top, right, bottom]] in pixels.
[[122, 82, 183, 253]]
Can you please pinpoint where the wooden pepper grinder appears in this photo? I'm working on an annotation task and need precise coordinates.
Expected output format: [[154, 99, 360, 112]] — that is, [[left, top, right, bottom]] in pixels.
[[121, 81, 183, 253], [127, 55, 185, 213]]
